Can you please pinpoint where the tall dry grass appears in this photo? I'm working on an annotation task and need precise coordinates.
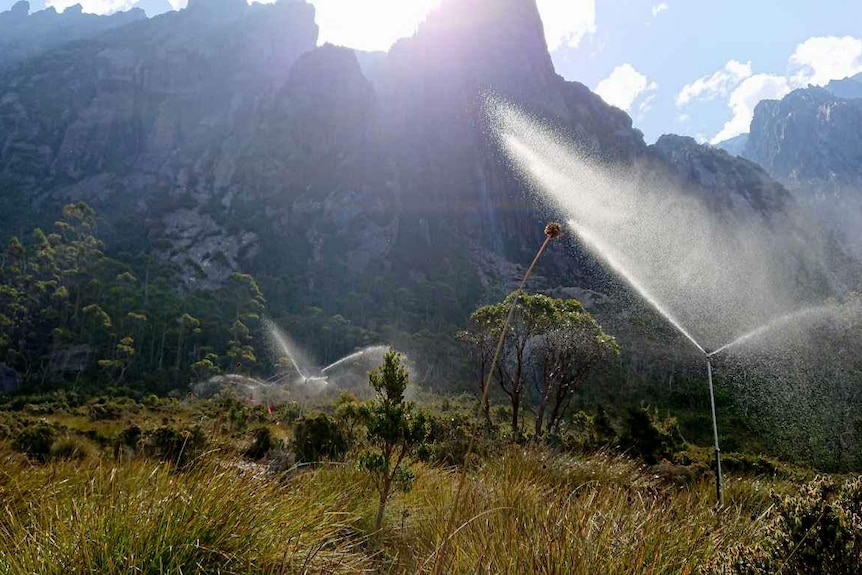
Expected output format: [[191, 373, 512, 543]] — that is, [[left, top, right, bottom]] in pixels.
[[0, 453, 374, 574], [0, 447, 778, 574]]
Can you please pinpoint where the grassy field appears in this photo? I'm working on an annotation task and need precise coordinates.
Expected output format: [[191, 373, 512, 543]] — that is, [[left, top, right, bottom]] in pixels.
[[1, 447, 782, 574], [0, 392, 849, 574]]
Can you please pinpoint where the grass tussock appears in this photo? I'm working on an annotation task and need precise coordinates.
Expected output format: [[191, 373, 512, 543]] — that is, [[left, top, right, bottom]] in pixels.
[[0, 444, 789, 574], [378, 450, 767, 574], [0, 454, 375, 574]]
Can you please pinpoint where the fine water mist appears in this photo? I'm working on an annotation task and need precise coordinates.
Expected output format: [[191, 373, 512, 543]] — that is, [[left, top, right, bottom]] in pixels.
[[321, 346, 389, 374], [709, 304, 842, 357], [488, 98, 838, 354], [262, 318, 314, 380], [258, 318, 397, 395]]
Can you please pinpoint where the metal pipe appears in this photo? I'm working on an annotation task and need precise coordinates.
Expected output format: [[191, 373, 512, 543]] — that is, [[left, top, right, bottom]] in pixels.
[[706, 357, 724, 507]]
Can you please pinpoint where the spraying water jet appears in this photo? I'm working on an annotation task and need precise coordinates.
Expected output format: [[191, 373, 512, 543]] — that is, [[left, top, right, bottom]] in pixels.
[[488, 98, 844, 506], [262, 318, 401, 395]]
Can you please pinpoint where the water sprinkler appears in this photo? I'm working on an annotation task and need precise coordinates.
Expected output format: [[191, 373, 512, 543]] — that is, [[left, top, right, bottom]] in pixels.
[[703, 349, 724, 507], [433, 221, 562, 574], [544, 221, 563, 239]]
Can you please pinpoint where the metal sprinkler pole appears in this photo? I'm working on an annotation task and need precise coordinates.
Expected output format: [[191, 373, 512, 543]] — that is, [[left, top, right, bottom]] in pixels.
[[706, 355, 724, 507]]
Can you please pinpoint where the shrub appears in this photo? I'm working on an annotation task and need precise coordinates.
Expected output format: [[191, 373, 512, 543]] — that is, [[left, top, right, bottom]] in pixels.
[[141, 394, 160, 408], [619, 407, 684, 465], [11, 422, 57, 462], [87, 397, 140, 421], [142, 425, 208, 467], [425, 413, 488, 466], [713, 475, 862, 575], [50, 436, 94, 461], [245, 426, 279, 460], [551, 409, 617, 452], [114, 424, 143, 458], [272, 401, 302, 424], [292, 414, 349, 463], [334, 396, 366, 446], [360, 349, 430, 530]]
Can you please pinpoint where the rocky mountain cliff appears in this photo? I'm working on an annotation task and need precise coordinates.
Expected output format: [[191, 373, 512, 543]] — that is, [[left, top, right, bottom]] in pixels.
[[0, 0, 840, 374], [743, 84, 862, 255], [0, 1, 146, 70], [826, 72, 862, 100]]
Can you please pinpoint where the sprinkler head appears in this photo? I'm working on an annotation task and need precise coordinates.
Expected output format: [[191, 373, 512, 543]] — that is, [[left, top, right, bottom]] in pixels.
[[544, 222, 563, 239]]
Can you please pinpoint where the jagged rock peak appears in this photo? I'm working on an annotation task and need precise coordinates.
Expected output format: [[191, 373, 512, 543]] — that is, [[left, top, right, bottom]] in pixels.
[[652, 134, 791, 213], [0, 0, 28, 23], [746, 85, 862, 186], [385, 0, 560, 109], [286, 43, 371, 93], [186, 0, 246, 16], [406, 0, 553, 65], [826, 72, 862, 99]]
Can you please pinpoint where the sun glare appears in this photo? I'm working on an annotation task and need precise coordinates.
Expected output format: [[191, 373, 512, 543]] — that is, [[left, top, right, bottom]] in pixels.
[[310, 0, 441, 52]]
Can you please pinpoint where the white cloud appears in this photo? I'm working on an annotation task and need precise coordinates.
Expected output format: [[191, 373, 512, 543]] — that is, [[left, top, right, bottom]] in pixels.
[[710, 74, 791, 144], [789, 36, 862, 87], [651, 2, 668, 17], [706, 35, 862, 143], [536, 0, 596, 52], [638, 92, 657, 115], [595, 63, 657, 112], [676, 60, 752, 107], [47, 0, 135, 13]]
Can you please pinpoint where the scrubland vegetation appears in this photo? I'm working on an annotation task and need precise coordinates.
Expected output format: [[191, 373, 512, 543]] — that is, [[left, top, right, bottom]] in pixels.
[[3, 370, 859, 574], [3, 204, 862, 573]]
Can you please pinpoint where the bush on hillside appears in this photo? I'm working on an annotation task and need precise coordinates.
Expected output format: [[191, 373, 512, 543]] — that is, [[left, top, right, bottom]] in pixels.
[[292, 414, 349, 463], [87, 397, 141, 421], [713, 476, 862, 575], [141, 425, 208, 467], [50, 435, 95, 461], [548, 408, 618, 452], [11, 422, 57, 462], [619, 407, 685, 465], [245, 426, 280, 460], [424, 413, 490, 466]]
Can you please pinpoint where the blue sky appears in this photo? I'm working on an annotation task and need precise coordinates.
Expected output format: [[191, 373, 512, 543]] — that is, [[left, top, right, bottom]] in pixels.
[[10, 0, 862, 144], [550, 0, 862, 143]]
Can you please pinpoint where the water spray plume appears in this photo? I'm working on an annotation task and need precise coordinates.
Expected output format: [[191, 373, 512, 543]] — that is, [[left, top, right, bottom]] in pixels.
[[433, 222, 560, 574], [260, 318, 400, 394], [709, 305, 838, 358], [263, 318, 307, 379], [485, 98, 845, 509], [488, 98, 837, 354], [320, 346, 389, 374], [568, 219, 707, 356]]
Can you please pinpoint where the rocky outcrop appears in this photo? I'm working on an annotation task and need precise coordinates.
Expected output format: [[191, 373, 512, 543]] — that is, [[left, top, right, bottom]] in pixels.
[[713, 133, 748, 157], [0, 2, 146, 70], [0, 0, 840, 354], [743, 86, 862, 256], [653, 134, 790, 214], [0, 0, 319, 285], [826, 72, 862, 100], [746, 88, 862, 188]]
